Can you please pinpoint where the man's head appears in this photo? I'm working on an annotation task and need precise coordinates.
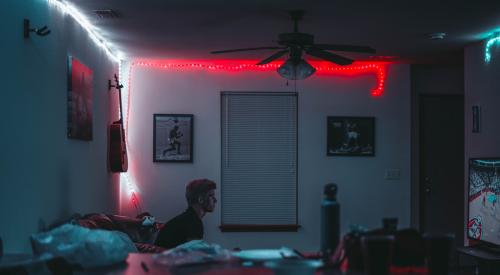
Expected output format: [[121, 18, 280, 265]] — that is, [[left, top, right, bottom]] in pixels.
[[186, 178, 217, 212]]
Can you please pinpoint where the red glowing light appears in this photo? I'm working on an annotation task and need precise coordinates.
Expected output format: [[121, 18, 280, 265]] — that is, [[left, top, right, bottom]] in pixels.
[[130, 191, 142, 213], [131, 59, 388, 96], [122, 59, 388, 207]]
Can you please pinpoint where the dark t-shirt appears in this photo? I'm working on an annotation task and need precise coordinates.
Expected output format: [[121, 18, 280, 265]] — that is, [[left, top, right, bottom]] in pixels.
[[155, 207, 203, 249]]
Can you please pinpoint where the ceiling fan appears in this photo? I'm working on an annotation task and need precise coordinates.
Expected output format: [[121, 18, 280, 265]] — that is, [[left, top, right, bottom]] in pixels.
[[211, 10, 376, 80]]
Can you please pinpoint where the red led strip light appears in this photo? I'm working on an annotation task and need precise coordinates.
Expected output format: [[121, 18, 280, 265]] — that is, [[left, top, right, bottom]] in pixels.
[[126, 59, 388, 140], [132, 60, 388, 96]]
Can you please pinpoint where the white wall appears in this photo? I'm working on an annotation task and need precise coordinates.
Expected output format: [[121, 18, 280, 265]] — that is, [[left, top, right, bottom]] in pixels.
[[122, 63, 411, 251], [0, 0, 119, 252], [464, 40, 500, 243]]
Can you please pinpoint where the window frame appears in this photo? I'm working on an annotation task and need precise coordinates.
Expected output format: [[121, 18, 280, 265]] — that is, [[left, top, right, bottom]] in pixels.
[[219, 91, 299, 232]]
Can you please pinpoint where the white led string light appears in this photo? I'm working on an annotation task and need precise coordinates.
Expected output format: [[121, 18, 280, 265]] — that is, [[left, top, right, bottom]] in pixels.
[[47, 0, 141, 212], [120, 61, 138, 203], [47, 0, 122, 63]]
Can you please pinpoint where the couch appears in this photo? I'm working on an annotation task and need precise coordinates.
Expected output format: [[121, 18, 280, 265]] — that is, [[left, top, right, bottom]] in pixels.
[[74, 213, 166, 253]]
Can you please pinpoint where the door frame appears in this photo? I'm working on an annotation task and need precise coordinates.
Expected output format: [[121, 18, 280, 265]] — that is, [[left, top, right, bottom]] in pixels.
[[411, 93, 464, 233]]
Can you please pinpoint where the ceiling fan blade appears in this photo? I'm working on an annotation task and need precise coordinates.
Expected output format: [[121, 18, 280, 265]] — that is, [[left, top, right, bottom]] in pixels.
[[313, 44, 376, 54], [306, 48, 353, 65], [211, 46, 287, 54], [256, 50, 289, 65]]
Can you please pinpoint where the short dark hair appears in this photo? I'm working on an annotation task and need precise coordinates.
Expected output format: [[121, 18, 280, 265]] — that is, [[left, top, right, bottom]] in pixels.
[[185, 178, 216, 205]]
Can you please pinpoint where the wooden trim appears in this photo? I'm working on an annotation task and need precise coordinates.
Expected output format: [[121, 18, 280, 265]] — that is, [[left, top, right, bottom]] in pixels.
[[219, 224, 301, 232]]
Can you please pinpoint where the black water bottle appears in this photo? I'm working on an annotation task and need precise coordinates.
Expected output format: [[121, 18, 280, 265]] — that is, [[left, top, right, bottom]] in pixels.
[[321, 183, 340, 256]]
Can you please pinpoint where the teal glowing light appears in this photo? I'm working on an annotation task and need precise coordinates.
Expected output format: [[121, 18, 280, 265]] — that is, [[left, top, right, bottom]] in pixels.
[[485, 34, 500, 63]]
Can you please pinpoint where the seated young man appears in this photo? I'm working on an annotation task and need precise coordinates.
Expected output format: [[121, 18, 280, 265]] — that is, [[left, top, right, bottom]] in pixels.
[[155, 178, 217, 249]]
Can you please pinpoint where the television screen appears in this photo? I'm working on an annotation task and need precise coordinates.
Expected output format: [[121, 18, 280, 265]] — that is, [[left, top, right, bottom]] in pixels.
[[468, 159, 500, 244]]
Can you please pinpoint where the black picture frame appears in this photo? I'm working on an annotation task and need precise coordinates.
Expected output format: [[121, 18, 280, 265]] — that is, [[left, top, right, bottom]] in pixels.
[[327, 116, 375, 156], [153, 114, 193, 162]]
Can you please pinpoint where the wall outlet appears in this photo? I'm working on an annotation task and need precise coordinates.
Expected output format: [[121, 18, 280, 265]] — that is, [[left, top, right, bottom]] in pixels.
[[385, 169, 400, 180]]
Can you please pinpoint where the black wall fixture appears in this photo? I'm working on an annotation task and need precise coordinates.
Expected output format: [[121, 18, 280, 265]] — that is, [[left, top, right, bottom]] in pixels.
[[24, 19, 51, 38]]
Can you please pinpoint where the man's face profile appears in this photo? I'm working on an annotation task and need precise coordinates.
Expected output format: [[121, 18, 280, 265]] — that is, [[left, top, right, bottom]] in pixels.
[[202, 190, 217, 212]]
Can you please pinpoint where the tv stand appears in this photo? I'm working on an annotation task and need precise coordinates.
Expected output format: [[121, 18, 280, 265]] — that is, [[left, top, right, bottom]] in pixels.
[[457, 246, 500, 275]]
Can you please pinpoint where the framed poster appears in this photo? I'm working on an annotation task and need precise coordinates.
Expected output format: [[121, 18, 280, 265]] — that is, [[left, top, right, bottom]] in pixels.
[[154, 114, 193, 162], [327, 116, 375, 156], [67, 56, 93, 140]]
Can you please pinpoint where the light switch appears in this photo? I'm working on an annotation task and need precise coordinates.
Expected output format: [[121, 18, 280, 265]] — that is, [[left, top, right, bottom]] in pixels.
[[385, 169, 400, 180]]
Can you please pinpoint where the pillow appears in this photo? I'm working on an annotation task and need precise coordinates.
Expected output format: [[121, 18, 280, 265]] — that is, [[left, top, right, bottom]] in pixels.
[[83, 214, 115, 231]]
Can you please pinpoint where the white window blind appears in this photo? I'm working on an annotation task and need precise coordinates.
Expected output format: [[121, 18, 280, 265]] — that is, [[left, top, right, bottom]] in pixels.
[[221, 92, 297, 229]]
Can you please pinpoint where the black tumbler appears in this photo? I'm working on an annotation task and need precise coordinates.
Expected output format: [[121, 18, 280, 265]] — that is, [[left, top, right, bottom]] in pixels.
[[424, 234, 454, 275], [361, 235, 395, 275], [382, 217, 398, 233]]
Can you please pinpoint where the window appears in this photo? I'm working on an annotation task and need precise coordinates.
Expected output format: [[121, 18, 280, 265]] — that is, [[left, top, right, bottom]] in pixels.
[[220, 92, 298, 231]]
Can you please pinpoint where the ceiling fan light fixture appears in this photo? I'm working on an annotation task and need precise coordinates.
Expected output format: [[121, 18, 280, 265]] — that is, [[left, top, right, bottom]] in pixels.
[[277, 58, 316, 80], [428, 32, 446, 40]]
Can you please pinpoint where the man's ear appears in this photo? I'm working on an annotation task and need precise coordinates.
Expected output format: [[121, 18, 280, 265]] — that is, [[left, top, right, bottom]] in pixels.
[[198, 196, 204, 204]]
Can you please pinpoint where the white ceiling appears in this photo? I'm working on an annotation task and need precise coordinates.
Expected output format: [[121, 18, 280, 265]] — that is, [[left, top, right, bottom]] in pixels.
[[67, 0, 500, 63]]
